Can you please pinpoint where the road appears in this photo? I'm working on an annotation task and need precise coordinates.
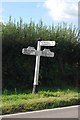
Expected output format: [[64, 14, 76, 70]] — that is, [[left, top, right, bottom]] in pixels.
[[0, 105, 79, 119]]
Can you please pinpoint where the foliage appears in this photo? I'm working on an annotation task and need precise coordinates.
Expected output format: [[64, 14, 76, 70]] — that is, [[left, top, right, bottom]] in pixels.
[[2, 16, 80, 90]]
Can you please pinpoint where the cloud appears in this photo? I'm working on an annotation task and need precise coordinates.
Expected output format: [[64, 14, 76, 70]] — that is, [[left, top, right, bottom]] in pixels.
[[44, 0, 78, 21]]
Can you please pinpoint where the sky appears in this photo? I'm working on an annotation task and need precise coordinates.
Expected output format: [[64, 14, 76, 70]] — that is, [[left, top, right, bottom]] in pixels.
[[1, 0, 79, 28]]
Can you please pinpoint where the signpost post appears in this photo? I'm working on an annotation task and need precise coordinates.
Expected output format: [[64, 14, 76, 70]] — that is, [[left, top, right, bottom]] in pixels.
[[32, 40, 41, 93], [22, 39, 55, 93]]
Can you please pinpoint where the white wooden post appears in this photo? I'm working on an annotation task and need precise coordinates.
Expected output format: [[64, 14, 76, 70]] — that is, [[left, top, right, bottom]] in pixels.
[[32, 41, 41, 93]]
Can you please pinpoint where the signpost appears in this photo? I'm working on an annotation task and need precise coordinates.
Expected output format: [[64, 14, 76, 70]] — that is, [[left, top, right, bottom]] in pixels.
[[22, 39, 55, 93]]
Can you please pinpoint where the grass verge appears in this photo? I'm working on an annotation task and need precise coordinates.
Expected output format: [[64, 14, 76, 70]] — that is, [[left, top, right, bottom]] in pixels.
[[1, 87, 80, 115]]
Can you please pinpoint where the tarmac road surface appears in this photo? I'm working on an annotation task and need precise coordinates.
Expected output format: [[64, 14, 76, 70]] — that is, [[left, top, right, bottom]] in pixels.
[[0, 105, 79, 119]]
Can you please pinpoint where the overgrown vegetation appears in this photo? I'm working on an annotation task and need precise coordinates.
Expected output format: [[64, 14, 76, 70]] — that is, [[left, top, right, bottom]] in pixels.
[[2, 16, 80, 90], [1, 87, 79, 115]]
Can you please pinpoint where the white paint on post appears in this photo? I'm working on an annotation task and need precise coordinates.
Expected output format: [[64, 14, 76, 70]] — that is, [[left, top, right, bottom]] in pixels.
[[33, 41, 41, 85]]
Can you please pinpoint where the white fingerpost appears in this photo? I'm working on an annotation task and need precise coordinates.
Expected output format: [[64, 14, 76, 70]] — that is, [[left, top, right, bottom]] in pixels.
[[22, 39, 55, 93]]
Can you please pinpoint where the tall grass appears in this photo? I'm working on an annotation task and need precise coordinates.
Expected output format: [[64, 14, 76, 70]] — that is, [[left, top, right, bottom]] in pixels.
[[1, 87, 79, 115]]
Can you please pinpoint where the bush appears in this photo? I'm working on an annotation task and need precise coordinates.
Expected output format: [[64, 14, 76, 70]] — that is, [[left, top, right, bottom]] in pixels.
[[2, 17, 80, 90]]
